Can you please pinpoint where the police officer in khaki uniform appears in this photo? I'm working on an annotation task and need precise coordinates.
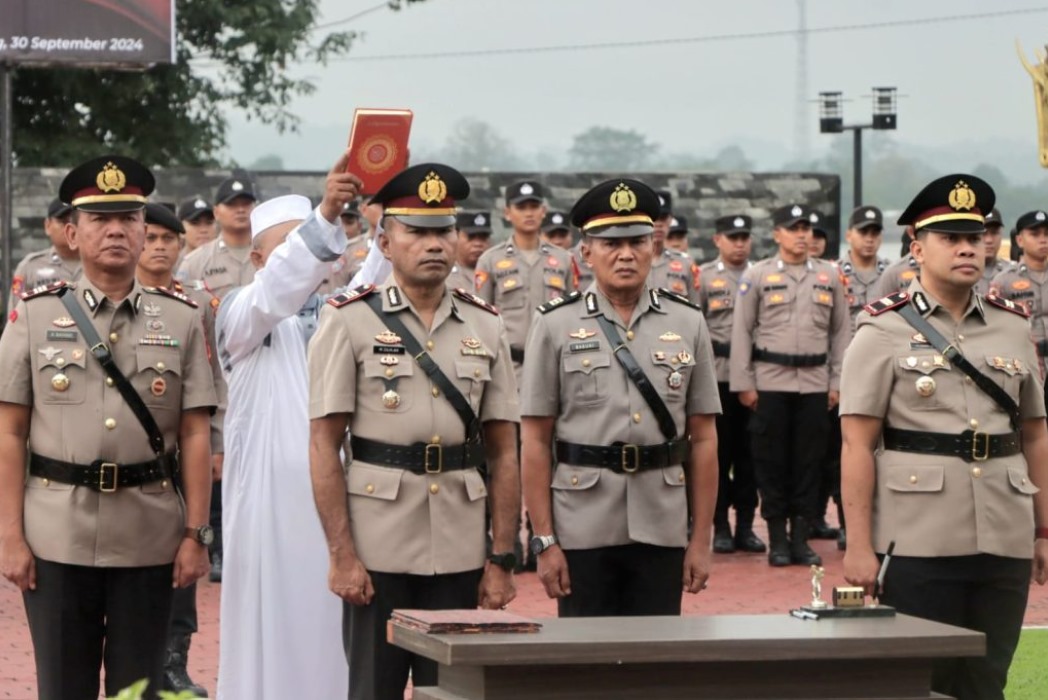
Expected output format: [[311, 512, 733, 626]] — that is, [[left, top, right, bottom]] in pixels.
[[978, 208, 1016, 296], [665, 215, 690, 254], [447, 210, 492, 291], [177, 197, 217, 257], [0, 156, 216, 700], [841, 174, 1048, 700], [990, 209, 1048, 377], [730, 203, 851, 567], [808, 210, 830, 259], [540, 210, 572, 250], [308, 163, 520, 700], [648, 190, 700, 302], [697, 215, 764, 554], [475, 180, 576, 375], [521, 178, 720, 617], [838, 206, 891, 324], [8, 198, 82, 312]]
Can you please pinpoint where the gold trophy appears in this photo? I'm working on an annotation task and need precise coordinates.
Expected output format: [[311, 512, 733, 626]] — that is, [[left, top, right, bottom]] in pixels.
[[791, 545, 897, 620]]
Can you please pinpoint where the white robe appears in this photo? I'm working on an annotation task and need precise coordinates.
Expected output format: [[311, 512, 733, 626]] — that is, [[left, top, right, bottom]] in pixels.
[[216, 209, 388, 700]]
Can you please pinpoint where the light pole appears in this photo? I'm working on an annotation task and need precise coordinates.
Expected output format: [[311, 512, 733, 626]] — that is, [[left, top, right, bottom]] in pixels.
[[818, 87, 898, 208]]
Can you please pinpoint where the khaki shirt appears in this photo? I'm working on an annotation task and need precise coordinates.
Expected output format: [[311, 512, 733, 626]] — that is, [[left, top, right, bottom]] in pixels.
[[649, 249, 700, 303], [840, 280, 1045, 559], [9, 246, 82, 313], [520, 286, 721, 551], [308, 282, 520, 575], [696, 258, 750, 383], [446, 264, 476, 293], [173, 280, 227, 455], [0, 279, 217, 567], [571, 240, 593, 291], [176, 235, 256, 307], [990, 263, 1048, 376], [474, 238, 576, 369], [729, 255, 851, 394], [316, 235, 370, 297], [978, 258, 1017, 297], [871, 255, 920, 300], [837, 255, 890, 325]]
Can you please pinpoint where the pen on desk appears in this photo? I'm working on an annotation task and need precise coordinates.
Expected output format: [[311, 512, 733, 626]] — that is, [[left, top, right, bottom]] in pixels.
[[874, 540, 896, 602], [790, 609, 818, 621]]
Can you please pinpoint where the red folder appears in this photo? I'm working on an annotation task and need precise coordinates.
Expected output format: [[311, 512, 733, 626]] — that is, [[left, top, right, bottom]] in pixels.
[[346, 108, 413, 195]]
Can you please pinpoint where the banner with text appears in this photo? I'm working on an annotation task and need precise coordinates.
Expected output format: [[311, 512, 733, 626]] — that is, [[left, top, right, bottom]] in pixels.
[[0, 0, 174, 66]]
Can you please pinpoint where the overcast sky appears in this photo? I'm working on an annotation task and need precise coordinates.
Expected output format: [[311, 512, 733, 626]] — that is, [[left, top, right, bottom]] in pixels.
[[221, 0, 1048, 180]]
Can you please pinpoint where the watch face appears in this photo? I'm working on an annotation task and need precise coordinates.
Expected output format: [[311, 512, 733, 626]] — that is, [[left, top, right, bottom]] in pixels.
[[198, 525, 215, 546], [529, 537, 544, 556]]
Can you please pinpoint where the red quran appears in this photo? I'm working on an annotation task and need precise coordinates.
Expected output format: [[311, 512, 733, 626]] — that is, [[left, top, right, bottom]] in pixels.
[[389, 609, 542, 635], [346, 108, 413, 195]]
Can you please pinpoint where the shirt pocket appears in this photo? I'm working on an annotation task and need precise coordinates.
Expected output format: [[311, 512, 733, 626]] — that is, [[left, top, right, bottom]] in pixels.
[[455, 359, 492, 413], [551, 466, 601, 491], [205, 271, 235, 294], [1007, 466, 1039, 496], [134, 347, 183, 410], [562, 352, 612, 405], [462, 469, 489, 502], [363, 356, 415, 413], [811, 289, 834, 329], [649, 348, 695, 400], [983, 355, 1028, 403], [761, 287, 793, 320], [544, 268, 567, 296], [34, 345, 88, 405], [497, 278, 526, 309], [886, 464, 945, 493], [346, 463, 403, 501], [896, 354, 950, 411]]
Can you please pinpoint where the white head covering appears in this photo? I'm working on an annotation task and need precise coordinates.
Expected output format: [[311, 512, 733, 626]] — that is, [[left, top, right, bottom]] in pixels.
[[250, 194, 312, 240]]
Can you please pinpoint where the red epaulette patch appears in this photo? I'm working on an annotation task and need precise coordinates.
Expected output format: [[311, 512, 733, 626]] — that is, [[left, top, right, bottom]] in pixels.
[[452, 288, 499, 315], [327, 284, 376, 308], [986, 293, 1031, 318], [20, 281, 67, 300], [148, 285, 199, 308], [863, 291, 909, 316]]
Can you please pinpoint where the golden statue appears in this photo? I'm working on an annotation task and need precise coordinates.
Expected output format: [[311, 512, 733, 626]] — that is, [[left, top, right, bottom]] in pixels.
[[1017, 40, 1048, 168]]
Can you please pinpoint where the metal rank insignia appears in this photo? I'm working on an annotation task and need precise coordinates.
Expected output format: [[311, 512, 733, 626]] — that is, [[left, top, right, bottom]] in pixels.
[[677, 351, 692, 364], [461, 337, 482, 349], [375, 330, 402, 345], [659, 331, 681, 342], [915, 375, 936, 397], [569, 328, 596, 340], [667, 370, 683, 389], [143, 302, 162, 317], [38, 346, 62, 362], [51, 373, 70, 392], [380, 355, 399, 366], [52, 316, 75, 328], [382, 389, 401, 409]]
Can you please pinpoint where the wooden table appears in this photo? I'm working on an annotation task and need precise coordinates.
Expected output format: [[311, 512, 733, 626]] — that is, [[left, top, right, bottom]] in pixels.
[[389, 613, 984, 699]]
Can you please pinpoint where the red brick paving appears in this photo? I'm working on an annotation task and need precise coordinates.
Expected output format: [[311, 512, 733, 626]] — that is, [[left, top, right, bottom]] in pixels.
[[3, 521, 1047, 699]]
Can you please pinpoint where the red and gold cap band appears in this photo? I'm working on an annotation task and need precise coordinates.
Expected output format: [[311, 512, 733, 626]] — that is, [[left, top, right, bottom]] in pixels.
[[914, 205, 984, 231], [581, 214, 654, 232]]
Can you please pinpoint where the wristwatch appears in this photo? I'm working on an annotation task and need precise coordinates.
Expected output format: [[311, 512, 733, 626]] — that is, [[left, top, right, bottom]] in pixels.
[[487, 551, 517, 572], [184, 524, 215, 547], [529, 534, 558, 556]]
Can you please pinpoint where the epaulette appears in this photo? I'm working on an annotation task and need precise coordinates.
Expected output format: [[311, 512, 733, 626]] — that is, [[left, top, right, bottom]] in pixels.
[[327, 284, 376, 308], [452, 288, 499, 315], [538, 290, 582, 314], [20, 281, 68, 300], [863, 291, 908, 316], [146, 285, 199, 308], [986, 293, 1031, 319], [656, 288, 702, 312]]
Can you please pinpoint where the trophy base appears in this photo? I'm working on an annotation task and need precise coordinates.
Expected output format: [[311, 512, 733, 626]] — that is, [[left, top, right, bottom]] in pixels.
[[799, 604, 896, 619]]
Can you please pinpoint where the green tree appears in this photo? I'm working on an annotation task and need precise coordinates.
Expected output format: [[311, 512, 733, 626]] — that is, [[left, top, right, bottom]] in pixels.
[[11, 0, 425, 168], [437, 118, 522, 171], [568, 126, 658, 171]]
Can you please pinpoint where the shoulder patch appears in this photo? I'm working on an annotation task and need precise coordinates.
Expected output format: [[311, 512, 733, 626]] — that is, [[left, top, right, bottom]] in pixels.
[[538, 290, 582, 314], [20, 281, 68, 300], [986, 293, 1031, 319], [656, 288, 701, 311], [452, 288, 499, 315], [327, 284, 376, 308], [147, 285, 199, 308], [863, 291, 909, 316]]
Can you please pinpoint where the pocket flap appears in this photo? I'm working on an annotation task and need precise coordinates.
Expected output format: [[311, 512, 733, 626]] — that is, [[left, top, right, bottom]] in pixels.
[[36, 346, 87, 371], [456, 360, 491, 383], [707, 297, 733, 312], [463, 469, 488, 502], [985, 356, 1025, 377], [347, 463, 402, 500], [651, 349, 695, 368], [136, 347, 182, 376], [1007, 466, 1040, 494], [897, 355, 949, 375], [662, 466, 687, 487], [141, 478, 176, 494], [563, 353, 611, 375], [363, 357, 414, 379], [811, 290, 834, 306], [886, 464, 945, 492], [551, 466, 601, 490]]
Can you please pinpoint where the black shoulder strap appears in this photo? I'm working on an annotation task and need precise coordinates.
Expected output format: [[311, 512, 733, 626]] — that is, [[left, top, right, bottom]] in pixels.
[[896, 303, 1022, 430], [59, 288, 166, 456], [362, 293, 481, 442], [594, 314, 678, 440]]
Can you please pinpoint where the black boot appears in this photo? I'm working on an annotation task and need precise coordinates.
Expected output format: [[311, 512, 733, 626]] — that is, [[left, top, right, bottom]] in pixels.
[[733, 512, 767, 553], [162, 634, 209, 697], [767, 518, 790, 567], [712, 514, 735, 554], [808, 517, 839, 540], [789, 517, 822, 565]]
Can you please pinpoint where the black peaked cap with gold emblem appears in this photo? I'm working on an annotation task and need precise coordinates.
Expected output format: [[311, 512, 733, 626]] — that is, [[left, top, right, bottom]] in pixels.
[[897, 174, 994, 234], [59, 155, 155, 213], [570, 178, 660, 238], [371, 163, 470, 229]]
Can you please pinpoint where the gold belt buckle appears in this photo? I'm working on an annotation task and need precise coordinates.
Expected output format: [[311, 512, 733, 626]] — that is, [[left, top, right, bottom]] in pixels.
[[424, 443, 443, 474], [971, 431, 990, 462], [621, 444, 640, 473], [99, 462, 119, 492]]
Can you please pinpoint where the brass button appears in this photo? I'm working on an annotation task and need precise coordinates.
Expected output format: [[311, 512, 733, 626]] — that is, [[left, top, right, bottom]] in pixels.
[[429, 483, 439, 495], [1022, 478, 1028, 485], [431, 435, 441, 445], [670, 357, 680, 365], [55, 357, 66, 367], [965, 376, 973, 384], [161, 480, 169, 489], [957, 334, 965, 341], [106, 377, 114, 387], [109, 332, 118, 343], [365, 484, 375, 494], [909, 475, 918, 484], [42, 478, 50, 487], [474, 368, 481, 377], [678, 472, 686, 483], [431, 387, 440, 397], [626, 330, 635, 341], [582, 358, 591, 368], [426, 340, 435, 350], [969, 418, 979, 429], [157, 361, 166, 371], [571, 476, 579, 486], [104, 418, 116, 430], [632, 412, 641, 423], [971, 467, 982, 478], [385, 368, 394, 378]]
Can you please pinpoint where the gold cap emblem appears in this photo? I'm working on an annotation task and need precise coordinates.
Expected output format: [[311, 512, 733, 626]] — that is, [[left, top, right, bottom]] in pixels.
[[947, 180, 976, 211], [419, 172, 448, 205], [96, 162, 127, 193], [609, 183, 638, 213]]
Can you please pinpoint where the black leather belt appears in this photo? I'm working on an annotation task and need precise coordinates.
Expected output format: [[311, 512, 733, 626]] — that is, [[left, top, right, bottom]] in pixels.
[[711, 340, 731, 358], [882, 427, 1021, 463], [753, 347, 827, 367], [350, 435, 484, 474], [1036, 340, 1048, 357], [29, 452, 178, 492], [555, 438, 690, 474], [510, 347, 525, 363]]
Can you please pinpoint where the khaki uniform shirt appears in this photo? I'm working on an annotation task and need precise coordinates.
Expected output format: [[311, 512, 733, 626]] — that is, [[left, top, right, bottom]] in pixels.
[[176, 235, 256, 308], [990, 263, 1048, 376], [696, 258, 750, 383], [173, 280, 226, 455], [978, 258, 1016, 297], [308, 282, 520, 575], [446, 264, 476, 293], [571, 241, 593, 291], [840, 280, 1045, 559], [520, 286, 721, 551], [9, 246, 82, 313], [729, 255, 851, 394], [0, 280, 217, 567], [474, 238, 576, 369], [649, 249, 700, 303], [316, 235, 370, 297], [838, 255, 890, 325], [871, 255, 920, 300]]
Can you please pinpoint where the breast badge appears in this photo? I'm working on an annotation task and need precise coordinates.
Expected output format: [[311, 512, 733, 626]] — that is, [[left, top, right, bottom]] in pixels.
[[915, 375, 936, 397], [38, 346, 62, 362], [667, 370, 683, 389], [375, 330, 402, 345], [659, 331, 681, 342], [569, 328, 596, 340], [151, 377, 167, 397], [51, 373, 70, 392], [382, 389, 401, 409], [52, 317, 75, 328]]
